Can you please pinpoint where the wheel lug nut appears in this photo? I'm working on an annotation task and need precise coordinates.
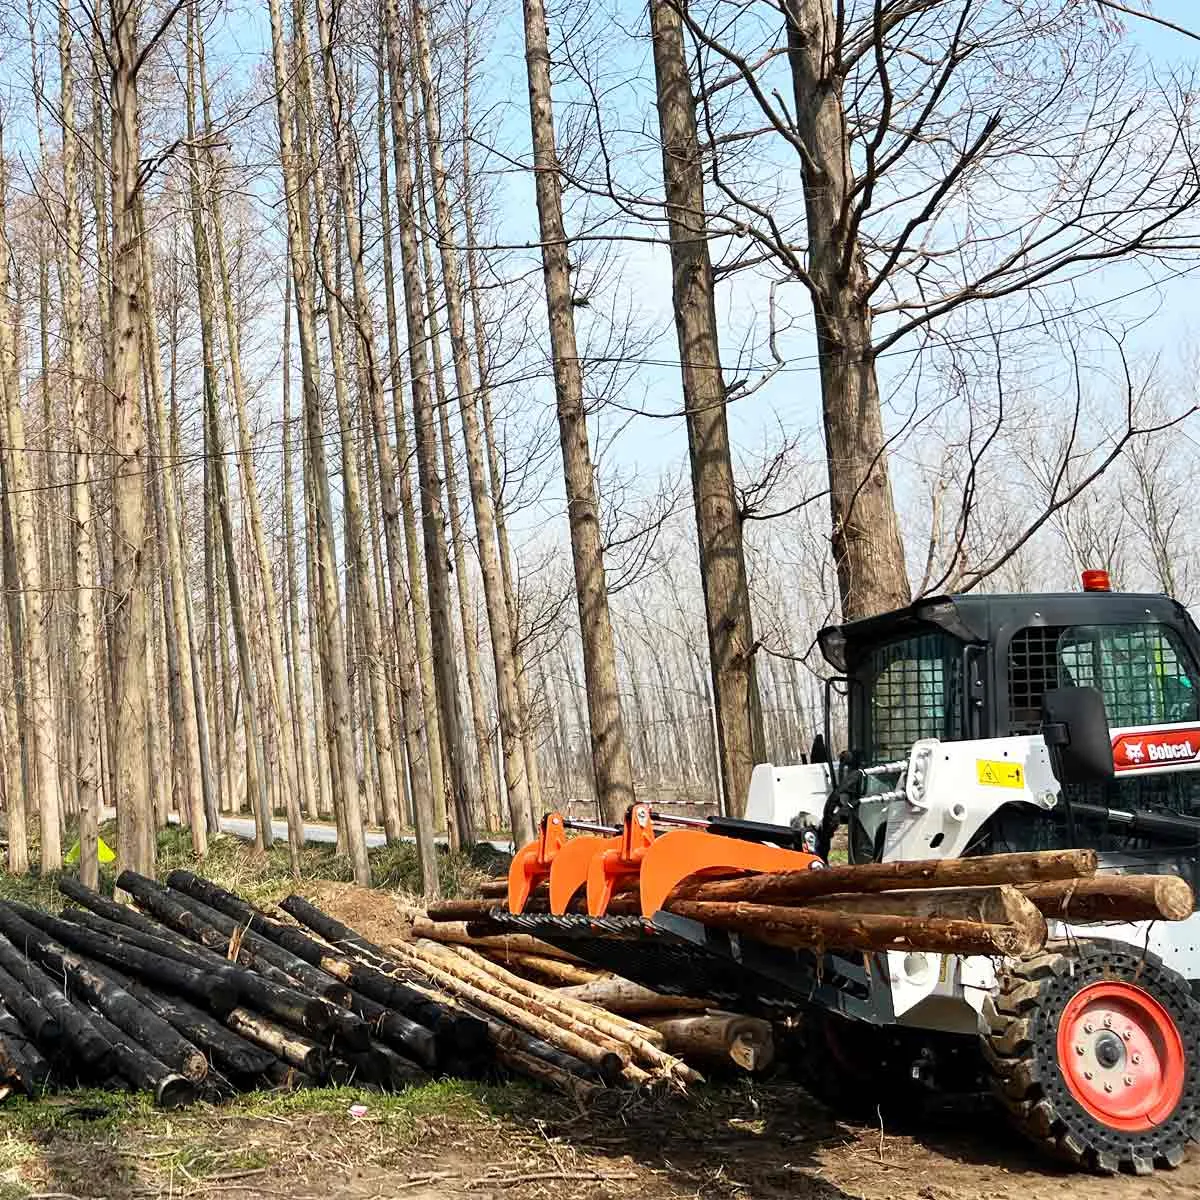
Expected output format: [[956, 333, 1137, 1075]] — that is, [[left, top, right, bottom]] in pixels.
[[1084, 1071, 1094, 1080], [1124, 1076, 1134, 1087], [1103, 1015, 1113, 1029], [1123, 1029, 1133, 1041], [1132, 1054, 1142, 1065], [1104, 1083, 1114, 1093], [1075, 1044, 1086, 1055], [1083, 1022, 1095, 1034]]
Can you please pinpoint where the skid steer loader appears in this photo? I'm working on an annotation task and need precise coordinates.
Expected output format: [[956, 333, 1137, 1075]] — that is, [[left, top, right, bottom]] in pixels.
[[487, 573, 1200, 1174]]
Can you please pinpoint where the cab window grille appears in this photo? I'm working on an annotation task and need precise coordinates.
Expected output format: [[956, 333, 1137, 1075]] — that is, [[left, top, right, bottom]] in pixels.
[[1007, 626, 1064, 735], [864, 633, 961, 762]]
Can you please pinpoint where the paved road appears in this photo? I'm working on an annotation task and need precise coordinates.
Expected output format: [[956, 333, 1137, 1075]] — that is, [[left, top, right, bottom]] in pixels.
[[215, 814, 513, 853]]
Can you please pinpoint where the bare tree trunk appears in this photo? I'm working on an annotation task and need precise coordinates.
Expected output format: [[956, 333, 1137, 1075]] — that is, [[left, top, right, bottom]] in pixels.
[[108, 0, 156, 876], [648, 0, 765, 815], [313, 0, 435, 869], [58, 1, 101, 884], [185, 7, 270, 851], [381, 0, 474, 848], [410, 0, 533, 844], [193, 8, 299, 869], [268, 0, 370, 884], [281, 274, 318, 825], [376, 49, 445, 835], [787, 0, 910, 619], [459, 36, 539, 824], [136, 195, 206, 856], [517, 0, 636, 825]]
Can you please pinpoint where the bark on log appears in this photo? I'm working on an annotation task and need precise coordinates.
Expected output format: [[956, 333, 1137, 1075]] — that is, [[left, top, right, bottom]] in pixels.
[[445, 945, 695, 1081], [642, 1012, 774, 1073], [494, 1042, 608, 1104], [669, 901, 1041, 956], [388, 940, 627, 1081], [414, 917, 582, 962], [123, 982, 278, 1078], [113, 873, 308, 987], [107, 881, 334, 1036], [483, 951, 604, 986], [0, 1005, 50, 1093], [1020, 874, 1195, 923], [163, 882, 354, 1006], [348, 989, 438, 1069], [0, 933, 109, 1068], [343, 1040, 427, 1089], [0, 961, 60, 1049], [801, 885, 1047, 947], [225, 1007, 327, 1077], [6, 902, 236, 1017], [556, 978, 709, 1015], [0, 905, 213, 1079], [65, 908, 229, 972], [279, 896, 487, 1050], [478, 879, 509, 899], [670, 849, 1098, 905], [425, 899, 505, 921], [82, 1008, 195, 1108]]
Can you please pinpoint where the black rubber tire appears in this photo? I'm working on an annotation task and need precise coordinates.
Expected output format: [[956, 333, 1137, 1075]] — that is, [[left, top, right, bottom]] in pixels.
[[982, 941, 1200, 1175]]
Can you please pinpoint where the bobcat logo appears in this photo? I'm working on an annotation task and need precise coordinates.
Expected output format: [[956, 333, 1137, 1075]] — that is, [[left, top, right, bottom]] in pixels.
[[1123, 740, 1145, 764]]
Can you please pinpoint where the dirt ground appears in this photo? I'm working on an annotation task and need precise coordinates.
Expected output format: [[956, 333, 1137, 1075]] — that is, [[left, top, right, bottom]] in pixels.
[[6, 1079, 1199, 1200]]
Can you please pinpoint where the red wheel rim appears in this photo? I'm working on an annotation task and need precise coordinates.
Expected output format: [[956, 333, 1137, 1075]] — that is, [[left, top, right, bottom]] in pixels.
[[1056, 980, 1186, 1132]]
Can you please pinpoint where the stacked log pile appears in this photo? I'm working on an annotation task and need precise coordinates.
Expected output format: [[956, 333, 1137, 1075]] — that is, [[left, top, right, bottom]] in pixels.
[[0, 872, 700, 1109]]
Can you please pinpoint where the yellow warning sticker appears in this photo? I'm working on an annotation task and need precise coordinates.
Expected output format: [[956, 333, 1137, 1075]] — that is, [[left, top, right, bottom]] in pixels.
[[976, 759, 1024, 789]]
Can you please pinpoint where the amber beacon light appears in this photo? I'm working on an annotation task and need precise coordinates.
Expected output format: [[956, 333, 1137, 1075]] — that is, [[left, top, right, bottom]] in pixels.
[[1081, 568, 1112, 592]]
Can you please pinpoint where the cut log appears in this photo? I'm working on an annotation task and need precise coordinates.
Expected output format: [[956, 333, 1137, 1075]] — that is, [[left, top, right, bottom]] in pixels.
[[225, 1008, 328, 1077], [443, 945, 696, 1082], [122, 981, 278, 1078], [414, 917, 583, 963], [278, 896, 488, 1052], [260, 1060, 316, 1090], [800, 885, 1047, 948], [63, 908, 232, 973], [348, 990, 437, 1069], [482, 951, 605, 986], [0, 961, 60, 1049], [670, 848, 1099, 905], [425, 899, 506, 921], [0, 933, 110, 1069], [642, 1012, 774, 1073], [478, 879, 509, 899], [556, 978, 709, 1015], [82, 1008, 195, 1108], [162, 883, 354, 1007], [494, 1043, 608, 1104], [0, 904, 211, 1080], [343, 1040, 427, 1090], [1020, 874, 1195, 923], [387, 940, 627, 1082], [669, 900, 1041, 957], [4, 901, 236, 1018], [0, 1005, 51, 1093]]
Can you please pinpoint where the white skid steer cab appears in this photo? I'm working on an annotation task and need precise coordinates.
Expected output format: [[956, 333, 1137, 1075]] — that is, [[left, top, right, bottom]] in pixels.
[[491, 573, 1200, 1175]]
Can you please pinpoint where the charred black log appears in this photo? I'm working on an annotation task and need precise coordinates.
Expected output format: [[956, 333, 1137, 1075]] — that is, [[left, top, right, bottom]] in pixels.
[[341, 1040, 426, 1089], [259, 1060, 316, 1090], [82, 1007, 196, 1108], [160, 885, 353, 1007], [349, 989, 437, 1069], [0, 1004, 51, 1094], [0, 961, 60, 1050], [0, 934, 108, 1070], [280, 895, 486, 1052], [3, 901, 236, 1021]]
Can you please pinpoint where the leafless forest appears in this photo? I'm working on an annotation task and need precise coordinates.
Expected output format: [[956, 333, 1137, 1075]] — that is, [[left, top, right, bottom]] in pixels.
[[0, 0, 1194, 890]]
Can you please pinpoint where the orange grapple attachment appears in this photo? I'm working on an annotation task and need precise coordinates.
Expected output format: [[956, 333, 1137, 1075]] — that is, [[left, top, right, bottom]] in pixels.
[[586, 803, 656, 916], [507, 812, 566, 913], [636, 830, 824, 918], [548, 833, 621, 914]]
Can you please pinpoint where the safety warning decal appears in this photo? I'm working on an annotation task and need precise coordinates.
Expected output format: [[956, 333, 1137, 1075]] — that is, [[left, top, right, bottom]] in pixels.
[[976, 760, 1024, 788], [1112, 728, 1200, 771]]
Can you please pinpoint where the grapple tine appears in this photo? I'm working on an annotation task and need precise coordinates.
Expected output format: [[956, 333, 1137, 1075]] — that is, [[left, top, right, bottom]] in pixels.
[[586, 803, 656, 916], [636, 829, 824, 917], [507, 812, 566, 913], [548, 833, 622, 914]]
